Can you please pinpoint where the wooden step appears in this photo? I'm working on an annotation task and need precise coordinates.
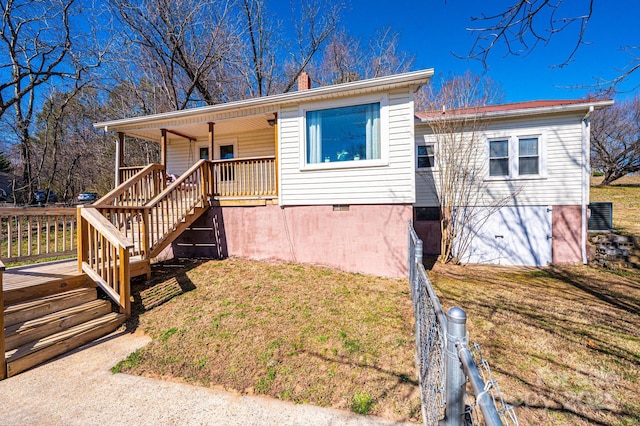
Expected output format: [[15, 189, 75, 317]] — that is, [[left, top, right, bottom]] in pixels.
[[4, 300, 112, 351], [5, 312, 126, 377], [4, 288, 97, 327]]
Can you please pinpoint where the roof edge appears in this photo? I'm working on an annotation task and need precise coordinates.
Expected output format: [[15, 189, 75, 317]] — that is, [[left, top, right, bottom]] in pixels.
[[416, 99, 615, 123], [95, 69, 434, 130]]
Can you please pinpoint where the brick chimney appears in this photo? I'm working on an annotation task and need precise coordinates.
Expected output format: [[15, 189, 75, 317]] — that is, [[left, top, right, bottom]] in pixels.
[[298, 71, 311, 91]]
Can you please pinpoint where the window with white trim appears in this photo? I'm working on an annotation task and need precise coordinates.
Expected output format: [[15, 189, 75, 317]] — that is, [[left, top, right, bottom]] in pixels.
[[487, 135, 543, 178], [489, 139, 509, 176], [305, 102, 380, 164], [417, 144, 435, 169], [518, 137, 539, 175]]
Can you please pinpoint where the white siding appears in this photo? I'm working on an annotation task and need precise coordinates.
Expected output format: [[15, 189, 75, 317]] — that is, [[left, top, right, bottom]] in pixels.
[[279, 89, 416, 205], [166, 128, 275, 175], [415, 112, 586, 207]]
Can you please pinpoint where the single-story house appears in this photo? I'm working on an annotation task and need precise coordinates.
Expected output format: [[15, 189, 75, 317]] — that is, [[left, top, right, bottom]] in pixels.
[[94, 70, 613, 277]]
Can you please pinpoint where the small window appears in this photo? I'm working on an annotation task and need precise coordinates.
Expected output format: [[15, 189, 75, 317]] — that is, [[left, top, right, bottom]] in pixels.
[[415, 207, 440, 221], [220, 145, 234, 160], [518, 137, 539, 175], [489, 140, 509, 176], [417, 145, 435, 168], [306, 103, 380, 164], [219, 145, 235, 181], [199, 147, 209, 160]]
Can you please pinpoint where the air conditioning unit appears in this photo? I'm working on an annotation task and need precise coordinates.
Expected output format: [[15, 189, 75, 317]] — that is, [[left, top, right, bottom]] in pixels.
[[588, 202, 613, 231]]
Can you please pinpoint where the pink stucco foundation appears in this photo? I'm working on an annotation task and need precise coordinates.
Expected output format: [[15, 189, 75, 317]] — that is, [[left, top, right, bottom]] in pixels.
[[552, 205, 583, 264], [173, 203, 413, 278]]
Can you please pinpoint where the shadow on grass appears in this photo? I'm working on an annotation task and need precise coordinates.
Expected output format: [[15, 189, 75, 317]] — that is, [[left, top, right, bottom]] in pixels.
[[546, 266, 640, 316], [125, 259, 203, 332], [429, 264, 640, 425]]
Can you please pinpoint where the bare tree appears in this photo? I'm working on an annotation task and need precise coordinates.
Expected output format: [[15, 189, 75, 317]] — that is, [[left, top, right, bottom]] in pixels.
[[591, 95, 640, 185], [463, 1, 639, 90], [110, 0, 243, 110], [280, 0, 343, 92], [237, 0, 279, 97], [311, 27, 414, 86], [0, 0, 103, 202], [420, 73, 516, 263]]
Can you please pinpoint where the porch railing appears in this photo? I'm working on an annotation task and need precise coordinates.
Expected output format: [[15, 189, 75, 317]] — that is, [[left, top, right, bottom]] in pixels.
[[0, 207, 77, 263], [212, 156, 276, 197], [119, 166, 147, 184], [95, 160, 211, 259], [98, 163, 166, 207], [77, 207, 133, 315]]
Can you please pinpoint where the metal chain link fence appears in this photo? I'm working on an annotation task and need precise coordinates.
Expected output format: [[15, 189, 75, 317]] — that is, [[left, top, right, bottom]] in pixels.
[[408, 223, 447, 424], [408, 222, 519, 426]]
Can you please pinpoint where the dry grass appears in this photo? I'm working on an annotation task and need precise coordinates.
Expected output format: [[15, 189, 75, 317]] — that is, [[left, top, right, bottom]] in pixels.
[[115, 258, 422, 421], [428, 262, 640, 426], [113, 257, 640, 425], [591, 175, 640, 235]]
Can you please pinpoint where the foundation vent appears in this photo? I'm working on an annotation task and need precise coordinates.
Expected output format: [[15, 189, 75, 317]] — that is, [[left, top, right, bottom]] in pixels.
[[333, 205, 350, 212], [588, 202, 613, 231]]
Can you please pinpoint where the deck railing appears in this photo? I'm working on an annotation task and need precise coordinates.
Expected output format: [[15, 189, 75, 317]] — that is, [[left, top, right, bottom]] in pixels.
[[77, 207, 133, 315], [119, 166, 147, 184], [0, 259, 5, 380], [98, 163, 166, 207], [95, 160, 211, 259], [145, 160, 210, 257], [212, 156, 276, 197], [0, 207, 77, 262]]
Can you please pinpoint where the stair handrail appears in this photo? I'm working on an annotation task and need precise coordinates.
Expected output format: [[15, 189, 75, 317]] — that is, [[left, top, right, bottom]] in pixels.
[[95, 163, 166, 207], [77, 206, 134, 316], [142, 159, 211, 257], [0, 259, 5, 380]]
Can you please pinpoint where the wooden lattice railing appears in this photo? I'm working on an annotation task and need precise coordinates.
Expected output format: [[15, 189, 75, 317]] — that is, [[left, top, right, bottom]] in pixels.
[[77, 207, 133, 315], [212, 156, 276, 197], [0, 207, 77, 262]]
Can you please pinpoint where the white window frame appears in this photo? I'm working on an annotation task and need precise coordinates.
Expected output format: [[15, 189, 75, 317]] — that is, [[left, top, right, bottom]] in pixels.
[[416, 139, 437, 171], [485, 132, 546, 180], [212, 138, 238, 160], [298, 94, 389, 171]]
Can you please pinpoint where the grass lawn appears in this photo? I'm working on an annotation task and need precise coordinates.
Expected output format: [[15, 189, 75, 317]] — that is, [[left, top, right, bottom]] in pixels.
[[115, 258, 422, 421], [429, 263, 640, 426], [113, 257, 640, 425], [591, 175, 640, 236]]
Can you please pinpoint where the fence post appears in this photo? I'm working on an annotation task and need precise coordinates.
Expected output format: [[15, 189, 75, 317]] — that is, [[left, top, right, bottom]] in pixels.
[[445, 306, 467, 426], [0, 260, 6, 380]]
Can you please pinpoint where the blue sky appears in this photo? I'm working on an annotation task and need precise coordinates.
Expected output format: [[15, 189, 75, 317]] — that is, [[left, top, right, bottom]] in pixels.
[[285, 0, 638, 102]]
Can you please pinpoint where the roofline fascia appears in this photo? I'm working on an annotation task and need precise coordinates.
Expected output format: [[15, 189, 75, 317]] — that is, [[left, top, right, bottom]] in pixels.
[[415, 100, 615, 124], [95, 69, 434, 131]]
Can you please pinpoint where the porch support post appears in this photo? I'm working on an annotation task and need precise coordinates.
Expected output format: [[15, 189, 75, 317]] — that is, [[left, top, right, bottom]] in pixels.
[[208, 122, 215, 197], [273, 113, 279, 197], [208, 122, 215, 159], [160, 129, 167, 169], [115, 132, 125, 186]]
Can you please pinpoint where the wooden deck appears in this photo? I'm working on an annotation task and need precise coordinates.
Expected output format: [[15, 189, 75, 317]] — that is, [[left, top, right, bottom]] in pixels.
[[2, 257, 150, 306], [2, 259, 91, 305]]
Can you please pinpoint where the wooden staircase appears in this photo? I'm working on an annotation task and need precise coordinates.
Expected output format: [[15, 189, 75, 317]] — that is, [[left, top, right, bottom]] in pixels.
[[2, 161, 213, 378], [3, 287, 125, 377]]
